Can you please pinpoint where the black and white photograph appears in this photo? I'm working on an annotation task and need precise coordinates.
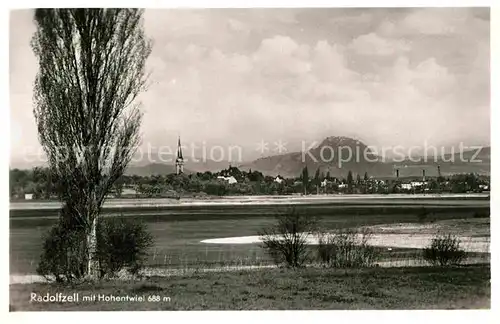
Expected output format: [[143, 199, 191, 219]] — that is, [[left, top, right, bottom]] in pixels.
[[6, 4, 494, 312]]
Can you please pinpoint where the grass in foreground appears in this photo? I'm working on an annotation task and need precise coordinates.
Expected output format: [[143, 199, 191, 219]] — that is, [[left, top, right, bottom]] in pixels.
[[10, 264, 490, 311]]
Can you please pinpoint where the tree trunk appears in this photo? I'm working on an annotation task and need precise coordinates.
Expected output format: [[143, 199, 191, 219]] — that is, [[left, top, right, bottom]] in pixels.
[[86, 216, 99, 280]]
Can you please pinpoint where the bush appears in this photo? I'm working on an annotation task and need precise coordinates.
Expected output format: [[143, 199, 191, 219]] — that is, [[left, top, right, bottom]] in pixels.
[[316, 229, 379, 268], [259, 207, 319, 268], [96, 217, 154, 278], [37, 215, 153, 282], [423, 234, 467, 266], [37, 222, 87, 283]]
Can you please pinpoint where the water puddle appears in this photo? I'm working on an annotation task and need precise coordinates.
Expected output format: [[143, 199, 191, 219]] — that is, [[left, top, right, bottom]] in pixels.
[[200, 233, 490, 253]]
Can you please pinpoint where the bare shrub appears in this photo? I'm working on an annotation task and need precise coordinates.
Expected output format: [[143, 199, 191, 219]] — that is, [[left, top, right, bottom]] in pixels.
[[258, 207, 319, 268], [96, 217, 154, 278], [37, 222, 87, 283], [38, 212, 153, 282], [423, 233, 467, 266], [316, 229, 379, 268]]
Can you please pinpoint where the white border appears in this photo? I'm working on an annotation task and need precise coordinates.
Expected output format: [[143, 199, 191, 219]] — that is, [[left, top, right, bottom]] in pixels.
[[2, 1, 11, 318], [3, 0, 497, 8], [2, 1, 497, 323], [489, 3, 498, 318]]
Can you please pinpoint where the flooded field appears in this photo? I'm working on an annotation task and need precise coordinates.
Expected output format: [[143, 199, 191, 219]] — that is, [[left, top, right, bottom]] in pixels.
[[201, 218, 490, 253], [9, 195, 490, 276]]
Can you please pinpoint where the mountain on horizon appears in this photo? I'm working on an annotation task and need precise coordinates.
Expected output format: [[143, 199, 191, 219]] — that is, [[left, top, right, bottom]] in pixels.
[[238, 136, 393, 178], [10, 136, 491, 178], [239, 136, 491, 179]]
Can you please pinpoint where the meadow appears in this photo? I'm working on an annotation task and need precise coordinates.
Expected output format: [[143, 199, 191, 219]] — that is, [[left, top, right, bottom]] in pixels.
[[10, 265, 490, 310]]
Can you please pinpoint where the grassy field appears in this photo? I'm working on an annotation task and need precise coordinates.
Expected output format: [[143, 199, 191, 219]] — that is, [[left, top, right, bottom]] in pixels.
[[10, 201, 490, 274], [10, 265, 490, 310]]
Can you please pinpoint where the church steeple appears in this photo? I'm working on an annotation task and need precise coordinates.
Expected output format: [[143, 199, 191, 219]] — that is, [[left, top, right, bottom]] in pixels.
[[176, 136, 184, 175]]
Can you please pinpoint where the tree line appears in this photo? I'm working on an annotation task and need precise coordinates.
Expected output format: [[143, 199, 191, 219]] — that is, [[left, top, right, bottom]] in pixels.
[[10, 165, 490, 200]]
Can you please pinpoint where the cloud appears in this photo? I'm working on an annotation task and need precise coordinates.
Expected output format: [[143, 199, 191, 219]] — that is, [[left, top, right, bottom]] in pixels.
[[94, 8, 492, 153], [144, 10, 208, 37], [377, 8, 489, 39], [400, 9, 468, 35], [329, 12, 373, 25], [381, 56, 456, 97], [10, 8, 490, 165], [227, 18, 249, 34], [349, 32, 410, 56], [252, 35, 311, 77], [410, 58, 456, 96], [401, 10, 460, 35], [311, 41, 356, 82]]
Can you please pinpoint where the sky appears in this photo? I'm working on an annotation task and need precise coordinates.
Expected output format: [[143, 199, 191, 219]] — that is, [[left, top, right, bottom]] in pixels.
[[10, 8, 490, 166]]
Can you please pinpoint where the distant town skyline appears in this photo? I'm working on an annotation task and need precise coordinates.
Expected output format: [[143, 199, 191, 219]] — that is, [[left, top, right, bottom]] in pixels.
[[10, 8, 490, 167]]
